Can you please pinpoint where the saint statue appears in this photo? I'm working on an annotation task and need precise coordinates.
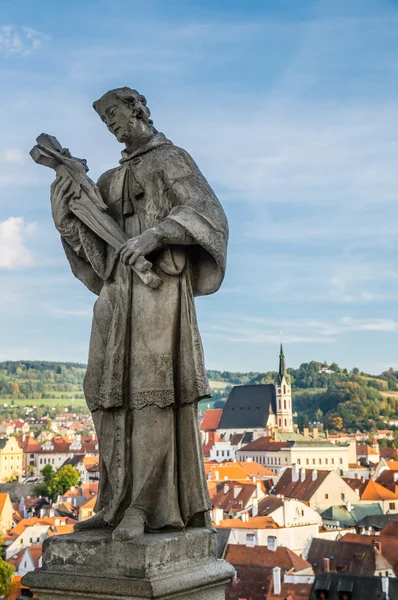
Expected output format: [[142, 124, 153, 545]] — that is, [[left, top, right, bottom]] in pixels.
[[37, 88, 228, 541]]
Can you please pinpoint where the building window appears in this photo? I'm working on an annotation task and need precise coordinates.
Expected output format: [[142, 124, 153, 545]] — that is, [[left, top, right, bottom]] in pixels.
[[325, 458, 328, 465], [331, 458, 334, 464], [279, 458, 281, 465], [284, 419, 287, 427], [319, 458, 322, 464], [283, 385, 286, 394], [297, 459, 301, 465], [312, 459, 316, 465], [389, 503, 396, 510], [325, 494, 329, 500], [341, 493, 345, 501], [339, 458, 343, 465], [284, 400, 286, 410], [306, 459, 309, 465], [278, 400, 281, 410]]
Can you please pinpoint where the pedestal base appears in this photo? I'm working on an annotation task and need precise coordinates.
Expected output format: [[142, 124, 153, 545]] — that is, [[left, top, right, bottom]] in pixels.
[[22, 528, 234, 600]]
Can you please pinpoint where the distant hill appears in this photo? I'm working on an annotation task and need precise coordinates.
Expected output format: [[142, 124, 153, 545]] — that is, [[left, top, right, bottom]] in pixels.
[[1, 360, 398, 433]]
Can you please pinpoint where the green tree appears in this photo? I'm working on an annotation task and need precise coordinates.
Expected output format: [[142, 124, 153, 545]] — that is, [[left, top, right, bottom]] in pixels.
[[0, 543, 14, 598], [47, 465, 80, 499], [41, 464, 54, 485]]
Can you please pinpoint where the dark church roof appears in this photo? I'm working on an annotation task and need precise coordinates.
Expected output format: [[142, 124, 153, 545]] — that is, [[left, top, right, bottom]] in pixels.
[[217, 384, 276, 430]]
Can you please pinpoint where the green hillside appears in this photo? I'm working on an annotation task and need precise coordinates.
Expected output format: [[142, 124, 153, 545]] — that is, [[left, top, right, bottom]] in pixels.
[[1, 360, 398, 432]]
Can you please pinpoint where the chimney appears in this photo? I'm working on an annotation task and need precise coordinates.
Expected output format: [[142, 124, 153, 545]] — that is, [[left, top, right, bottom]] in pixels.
[[323, 558, 330, 573], [272, 567, 281, 596], [300, 468, 306, 482], [241, 512, 249, 523], [312, 470, 318, 481], [394, 473, 398, 483], [22, 434, 26, 442], [214, 470, 219, 480], [346, 502, 352, 513], [267, 536, 277, 552], [256, 481, 262, 497], [303, 428, 309, 438], [313, 427, 319, 440], [292, 464, 299, 483], [373, 540, 381, 553], [282, 497, 287, 527], [382, 576, 389, 600], [252, 497, 258, 517], [224, 484, 229, 495], [212, 508, 223, 526]]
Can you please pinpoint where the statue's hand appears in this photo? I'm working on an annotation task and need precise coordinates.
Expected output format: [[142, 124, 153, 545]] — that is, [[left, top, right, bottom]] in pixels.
[[50, 175, 76, 231], [116, 229, 162, 266]]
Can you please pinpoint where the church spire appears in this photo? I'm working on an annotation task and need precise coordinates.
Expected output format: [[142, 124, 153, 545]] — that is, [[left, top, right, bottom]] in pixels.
[[279, 341, 287, 380]]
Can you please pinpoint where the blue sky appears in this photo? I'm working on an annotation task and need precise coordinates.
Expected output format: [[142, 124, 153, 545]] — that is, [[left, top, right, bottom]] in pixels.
[[1, 0, 398, 374]]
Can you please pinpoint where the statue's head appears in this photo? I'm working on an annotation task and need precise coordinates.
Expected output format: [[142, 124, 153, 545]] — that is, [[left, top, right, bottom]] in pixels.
[[93, 87, 154, 145]]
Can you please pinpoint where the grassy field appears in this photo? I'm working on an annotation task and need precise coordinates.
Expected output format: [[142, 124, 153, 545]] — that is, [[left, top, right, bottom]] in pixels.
[[1, 397, 88, 409], [208, 380, 230, 391], [381, 390, 398, 399]]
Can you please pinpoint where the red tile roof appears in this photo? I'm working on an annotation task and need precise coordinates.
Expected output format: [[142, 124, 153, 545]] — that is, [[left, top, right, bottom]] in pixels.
[[200, 409, 223, 431], [202, 431, 223, 458], [16, 436, 41, 453], [240, 436, 292, 452], [27, 545, 42, 568], [225, 544, 311, 571], [212, 481, 257, 514], [381, 520, 398, 537], [271, 468, 330, 501], [361, 480, 398, 501]]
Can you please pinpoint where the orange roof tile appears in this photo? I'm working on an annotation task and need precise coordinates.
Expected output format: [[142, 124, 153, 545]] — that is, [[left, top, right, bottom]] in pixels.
[[217, 516, 278, 529], [27, 545, 42, 568], [361, 480, 398, 501], [205, 461, 274, 481], [200, 409, 223, 431], [80, 495, 97, 510], [387, 461, 398, 471], [0, 493, 9, 516]]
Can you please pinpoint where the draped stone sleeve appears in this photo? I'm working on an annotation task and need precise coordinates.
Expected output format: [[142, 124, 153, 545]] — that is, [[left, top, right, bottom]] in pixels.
[[58, 169, 117, 295], [161, 147, 228, 297]]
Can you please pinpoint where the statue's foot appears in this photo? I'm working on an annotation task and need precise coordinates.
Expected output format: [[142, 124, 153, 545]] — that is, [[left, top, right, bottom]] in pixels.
[[112, 508, 145, 541], [74, 509, 109, 531], [188, 510, 217, 533]]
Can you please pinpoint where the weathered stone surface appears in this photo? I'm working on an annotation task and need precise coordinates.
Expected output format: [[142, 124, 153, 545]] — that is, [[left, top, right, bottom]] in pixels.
[[23, 529, 235, 599], [30, 87, 229, 539]]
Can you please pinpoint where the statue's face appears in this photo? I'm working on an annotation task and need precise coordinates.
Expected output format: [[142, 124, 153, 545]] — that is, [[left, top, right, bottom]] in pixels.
[[98, 99, 140, 144]]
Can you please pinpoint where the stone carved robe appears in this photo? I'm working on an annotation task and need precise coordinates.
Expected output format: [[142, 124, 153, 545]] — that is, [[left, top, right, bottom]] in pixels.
[[60, 133, 228, 529]]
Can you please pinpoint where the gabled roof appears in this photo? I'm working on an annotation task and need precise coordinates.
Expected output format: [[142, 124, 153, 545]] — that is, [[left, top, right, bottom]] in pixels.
[[16, 436, 41, 453], [240, 436, 292, 452], [356, 444, 379, 456], [361, 480, 398, 501], [341, 533, 398, 575], [386, 460, 398, 471], [27, 545, 42, 568], [80, 495, 97, 510], [225, 544, 310, 571], [0, 493, 10, 516], [202, 431, 222, 458], [381, 520, 398, 537], [211, 481, 256, 513], [258, 496, 284, 516], [200, 409, 223, 431], [218, 385, 276, 430], [6, 548, 25, 569], [307, 538, 376, 575], [271, 468, 330, 501], [205, 461, 274, 481]]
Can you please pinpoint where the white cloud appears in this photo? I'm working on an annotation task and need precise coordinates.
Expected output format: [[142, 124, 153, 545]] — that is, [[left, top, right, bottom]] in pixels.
[[0, 217, 36, 269], [1, 148, 24, 164], [203, 315, 398, 346], [0, 26, 46, 57]]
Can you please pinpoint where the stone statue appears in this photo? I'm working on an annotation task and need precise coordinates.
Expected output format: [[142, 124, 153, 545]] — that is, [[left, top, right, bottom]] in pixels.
[[31, 87, 228, 542]]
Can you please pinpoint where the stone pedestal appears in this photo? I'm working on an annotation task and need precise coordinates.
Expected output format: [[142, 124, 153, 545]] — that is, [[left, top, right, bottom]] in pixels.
[[22, 528, 234, 600]]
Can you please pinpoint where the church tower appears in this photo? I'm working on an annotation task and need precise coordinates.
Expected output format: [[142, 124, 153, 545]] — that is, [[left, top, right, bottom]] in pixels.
[[275, 342, 294, 432]]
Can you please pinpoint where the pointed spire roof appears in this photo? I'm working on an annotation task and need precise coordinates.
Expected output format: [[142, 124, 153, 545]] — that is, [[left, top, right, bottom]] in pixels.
[[276, 341, 289, 384]]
